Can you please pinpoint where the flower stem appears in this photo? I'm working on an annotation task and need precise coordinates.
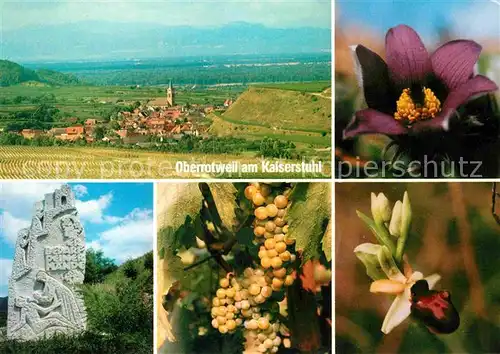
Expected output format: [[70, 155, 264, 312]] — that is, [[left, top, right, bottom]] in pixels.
[[356, 211, 396, 255], [395, 233, 407, 264]]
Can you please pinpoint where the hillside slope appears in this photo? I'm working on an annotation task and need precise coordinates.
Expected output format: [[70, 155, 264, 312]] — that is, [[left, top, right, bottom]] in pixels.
[[209, 86, 331, 147], [222, 86, 331, 132], [0, 60, 80, 87], [0, 60, 38, 86]]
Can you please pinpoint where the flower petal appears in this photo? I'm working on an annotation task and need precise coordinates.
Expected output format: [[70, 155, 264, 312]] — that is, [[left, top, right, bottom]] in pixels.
[[424, 273, 441, 290], [381, 291, 411, 334], [351, 45, 393, 112], [354, 243, 386, 281], [443, 75, 499, 113], [411, 75, 498, 133], [385, 25, 432, 86], [431, 40, 482, 90], [370, 279, 406, 294], [343, 109, 408, 139]]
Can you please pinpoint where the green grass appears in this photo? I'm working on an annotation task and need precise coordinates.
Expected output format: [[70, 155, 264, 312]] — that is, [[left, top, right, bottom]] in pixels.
[[0, 85, 246, 126], [251, 81, 331, 93]]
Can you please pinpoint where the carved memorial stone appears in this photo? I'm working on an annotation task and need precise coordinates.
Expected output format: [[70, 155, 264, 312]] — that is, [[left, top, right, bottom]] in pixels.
[[7, 185, 87, 340]]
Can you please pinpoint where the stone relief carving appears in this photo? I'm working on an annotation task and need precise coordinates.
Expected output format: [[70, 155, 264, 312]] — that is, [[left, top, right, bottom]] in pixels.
[[7, 185, 87, 341]]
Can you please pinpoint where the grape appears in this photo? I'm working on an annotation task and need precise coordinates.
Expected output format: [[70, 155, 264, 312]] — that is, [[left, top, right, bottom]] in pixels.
[[260, 257, 271, 269], [283, 338, 291, 348], [211, 319, 219, 328], [226, 319, 236, 331], [265, 204, 278, 218], [264, 239, 276, 250], [273, 268, 286, 278], [275, 242, 287, 253], [274, 233, 285, 242], [216, 289, 226, 298], [219, 325, 228, 334], [245, 185, 257, 200], [274, 195, 288, 209], [254, 226, 266, 237], [265, 221, 276, 232], [284, 275, 294, 286], [272, 278, 283, 289], [225, 287, 236, 298], [260, 184, 272, 197], [258, 317, 270, 330], [246, 319, 258, 330], [253, 193, 266, 206], [274, 217, 286, 227], [271, 257, 283, 269], [249, 284, 261, 296], [279, 251, 291, 262], [266, 249, 278, 258], [255, 207, 268, 220], [219, 278, 229, 288], [264, 232, 274, 239]]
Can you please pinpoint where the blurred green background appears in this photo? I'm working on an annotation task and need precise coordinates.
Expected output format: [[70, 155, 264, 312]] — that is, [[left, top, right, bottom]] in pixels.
[[335, 182, 500, 353]]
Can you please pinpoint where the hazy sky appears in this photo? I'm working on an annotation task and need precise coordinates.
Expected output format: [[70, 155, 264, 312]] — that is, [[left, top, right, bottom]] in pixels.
[[0, 0, 331, 30], [337, 0, 499, 42]]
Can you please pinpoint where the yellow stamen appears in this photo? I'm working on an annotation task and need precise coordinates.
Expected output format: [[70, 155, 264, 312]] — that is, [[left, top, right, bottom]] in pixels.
[[394, 87, 441, 123]]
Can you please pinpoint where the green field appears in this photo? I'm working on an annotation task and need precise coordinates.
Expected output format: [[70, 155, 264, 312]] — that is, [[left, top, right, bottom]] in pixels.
[[251, 81, 331, 93], [0, 84, 245, 127], [0, 146, 331, 178]]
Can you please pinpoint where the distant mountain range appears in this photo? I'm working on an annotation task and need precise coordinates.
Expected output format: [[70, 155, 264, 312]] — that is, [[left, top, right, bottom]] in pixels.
[[0, 21, 330, 62], [0, 60, 80, 87]]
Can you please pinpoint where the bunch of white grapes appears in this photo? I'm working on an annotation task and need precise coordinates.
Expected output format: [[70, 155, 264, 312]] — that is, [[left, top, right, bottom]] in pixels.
[[245, 183, 296, 290], [210, 183, 296, 353]]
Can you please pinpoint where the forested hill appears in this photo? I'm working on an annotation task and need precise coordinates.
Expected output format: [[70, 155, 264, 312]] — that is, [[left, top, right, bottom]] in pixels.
[[0, 60, 80, 87]]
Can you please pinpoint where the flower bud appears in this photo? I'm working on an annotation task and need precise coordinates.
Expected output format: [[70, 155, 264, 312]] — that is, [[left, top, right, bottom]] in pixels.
[[371, 192, 391, 225], [388, 200, 402, 237], [400, 191, 412, 239]]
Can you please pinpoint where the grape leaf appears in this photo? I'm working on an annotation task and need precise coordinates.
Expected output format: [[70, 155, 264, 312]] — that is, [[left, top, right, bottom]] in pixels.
[[322, 219, 332, 262], [157, 183, 203, 232], [208, 183, 239, 231], [286, 183, 331, 264]]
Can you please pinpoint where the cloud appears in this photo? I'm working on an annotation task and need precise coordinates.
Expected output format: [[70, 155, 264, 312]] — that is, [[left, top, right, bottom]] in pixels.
[[92, 208, 153, 263], [0, 211, 30, 245], [0, 182, 63, 215], [0, 259, 13, 288], [73, 184, 88, 198], [75, 193, 121, 224]]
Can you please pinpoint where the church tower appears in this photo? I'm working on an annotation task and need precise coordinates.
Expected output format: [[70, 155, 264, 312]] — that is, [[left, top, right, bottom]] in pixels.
[[166, 80, 174, 107]]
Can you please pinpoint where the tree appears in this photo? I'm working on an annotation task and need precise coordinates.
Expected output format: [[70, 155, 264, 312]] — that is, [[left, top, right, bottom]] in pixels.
[[84, 249, 118, 284], [93, 126, 106, 140]]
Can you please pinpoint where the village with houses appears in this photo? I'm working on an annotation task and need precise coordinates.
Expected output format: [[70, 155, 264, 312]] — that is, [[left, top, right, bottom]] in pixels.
[[17, 81, 234, 145]]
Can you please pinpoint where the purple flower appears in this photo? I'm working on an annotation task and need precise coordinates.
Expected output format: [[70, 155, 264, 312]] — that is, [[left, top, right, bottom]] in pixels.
[[343, 25, 498, 139]]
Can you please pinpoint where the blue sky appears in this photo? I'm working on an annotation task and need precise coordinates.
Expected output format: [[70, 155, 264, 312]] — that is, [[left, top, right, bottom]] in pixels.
[[0, 0, 331, 30], [337, 0, 499, 42], [0, 182, 153, 297]]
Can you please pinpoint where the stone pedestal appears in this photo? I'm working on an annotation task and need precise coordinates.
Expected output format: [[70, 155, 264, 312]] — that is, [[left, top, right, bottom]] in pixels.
[[7, 185, 87, 340]]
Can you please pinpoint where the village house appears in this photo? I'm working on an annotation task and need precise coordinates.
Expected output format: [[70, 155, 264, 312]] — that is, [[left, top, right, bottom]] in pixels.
[[64, 126, 85, 141], [21, 129, 44, 140]]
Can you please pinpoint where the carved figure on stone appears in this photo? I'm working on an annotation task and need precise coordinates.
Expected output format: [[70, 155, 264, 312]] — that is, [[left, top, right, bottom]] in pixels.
[[7, 185, 87, 341], [11, 228, 34, 280]]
